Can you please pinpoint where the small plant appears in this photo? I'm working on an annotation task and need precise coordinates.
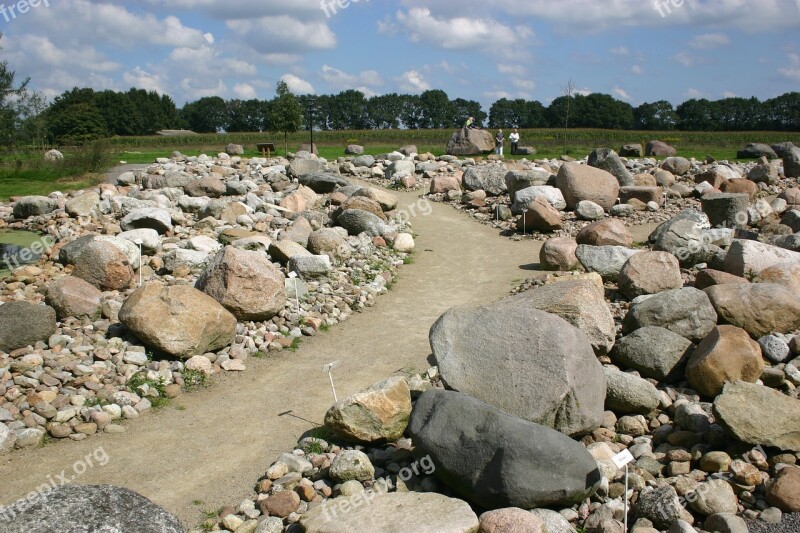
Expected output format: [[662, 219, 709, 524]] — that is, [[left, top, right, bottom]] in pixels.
[[127, 372, 168, 409], [192, 500, 204, 507], [320, 323, 331, 332], [402, 255, 414, 265], [252, 351, 268, 359], [289, 337, 302, 352], [183, 369, 210, 391]]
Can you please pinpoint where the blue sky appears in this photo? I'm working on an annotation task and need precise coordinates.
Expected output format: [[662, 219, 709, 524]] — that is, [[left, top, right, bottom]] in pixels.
[[1, 0, 799, 111]]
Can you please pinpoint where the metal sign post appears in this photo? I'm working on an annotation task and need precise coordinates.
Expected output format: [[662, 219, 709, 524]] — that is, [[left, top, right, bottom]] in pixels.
[[322, 361, 340, 402], [133, 239, 143, 287], [612, 449, 635, 533]]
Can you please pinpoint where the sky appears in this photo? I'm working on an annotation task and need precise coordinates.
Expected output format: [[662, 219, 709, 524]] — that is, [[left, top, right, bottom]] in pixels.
[[1, 0, 799, 111]]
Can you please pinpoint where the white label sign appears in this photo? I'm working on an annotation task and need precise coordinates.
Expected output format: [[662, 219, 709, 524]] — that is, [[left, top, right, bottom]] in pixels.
[[612, 449, 635, 469]]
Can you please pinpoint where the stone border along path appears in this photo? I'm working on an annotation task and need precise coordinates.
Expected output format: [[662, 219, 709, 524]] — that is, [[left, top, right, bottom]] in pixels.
[[0, 184, 547, 527]]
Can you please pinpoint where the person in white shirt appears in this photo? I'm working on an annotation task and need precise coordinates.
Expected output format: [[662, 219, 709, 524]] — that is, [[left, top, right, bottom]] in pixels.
[[509, 128, 520, 155]]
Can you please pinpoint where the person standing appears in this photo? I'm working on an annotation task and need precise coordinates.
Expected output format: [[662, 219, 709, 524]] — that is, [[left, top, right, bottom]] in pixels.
[[509, 128, 520, 155], [495, 129, 505, 156]]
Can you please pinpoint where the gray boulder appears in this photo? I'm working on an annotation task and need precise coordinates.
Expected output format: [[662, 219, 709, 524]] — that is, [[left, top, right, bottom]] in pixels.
[[65, 192, 101, 218], [604, 367, 661, 415], [184, 177, 226, 198], [518, 279, 615, 355], [120, 208, 173, 234], [588, 148, 634, 187], [576, 245, 640, 281], [288, 254, 333, 279], [504, 169, 551, 198], [783, 146, 800, 179], [337, 209, 387, 237], [701, 193, 750, 228], [1, 484, 184, 533], [352, 155, 375, 168], [652, 210, 720, 267], [772, 141, 797, 158], [737, 143, 778, 159], [623, 287, 718, 341], [446, 128, 495, 156], [611, 327, 693, 381], [288, 158, 324, 179], [646, 140, 677, 157], [431, 297, 605, 436], [345, 144, 363, 155], [13, 196, 57, 219], [511, 186, 566, 214], [301, 491, 479, 533], [619, 144, 643, 157], [714, 381, 800, 452], [0, 301, 57, 352], [298, 172, 350, 193], [409, 389, 602, 509], [463, 165, 508, 196], [661, 157, 691, 175]]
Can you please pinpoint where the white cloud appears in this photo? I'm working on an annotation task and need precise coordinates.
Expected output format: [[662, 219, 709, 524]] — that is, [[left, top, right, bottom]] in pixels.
[[123, 67, 167, 94], [611, 46, 629, 56], [483, 90, 513, 100], [498, 64, 526, 76], [143, 0, 324, 19], [778, 52, 800, 81], [673, 52, 697, 67], [574, 87, 592, 96], [511, 78, 536, 91], [613, 86, 631, 100], [386, 8, 534, 51], [722, 91, 737, 98], [321, 65, 384, 91], [685, 88, 706, 99], [233, 83, 258, 99], [281, 74, 315, 95], [689, 33, 730, 49], [399, 70, 430, 93], [631, 65, 645, 75], [228, 16, 336, 54]]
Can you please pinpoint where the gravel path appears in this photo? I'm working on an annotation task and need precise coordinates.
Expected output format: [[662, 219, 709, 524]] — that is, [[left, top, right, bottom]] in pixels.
[[748, 513, 800, 533], [0, 186, 539, 527]]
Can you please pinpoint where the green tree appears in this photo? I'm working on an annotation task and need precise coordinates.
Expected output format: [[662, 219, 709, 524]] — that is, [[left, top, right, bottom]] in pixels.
[[328, 89, 368, 130], [763, 92, 800, 131], [0, 34, 31, 146], [366, 93, 403, 129], [451, 98, 486, 128], [180, 96, 228, 133], [227, 99, 269, 132], [634, 100, 677, 130], [270, 80, 303, 154], [419, 89, 454, 129], [399, 94, 424, 129], [44, 88, 108, 144], [676, 98, 720, 131]]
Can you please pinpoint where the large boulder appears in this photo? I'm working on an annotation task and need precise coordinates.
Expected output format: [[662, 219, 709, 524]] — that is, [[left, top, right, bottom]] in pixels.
[[184, 177, 226, 198], [772, 141, 797, 158], [288, 158, 324, 179], [195, 246, 286, 321], [737, 143, 778, 159], [646, 140, 677, 157], [575, 245, 640, 281], [337, 209, 387, 237], [1, 484, 184, 533], [714, 381, 800, 452], [587, 148, 633, 187], [297, 172, 350, 193], [518, 279, 615, 355], [651, 210, 712, 267], [685, 326, 765, 398], [661, 157, 690, 175], [324, 376, 411, 444], [463, 165, 508, 196], [307, 228, 351, 263], [603, 367, 661, 415], [409, 389, 602, 509], [65, 192, 101, 218], [576, 219, 633, 247], [783, 146, 800, 178], [300, 491, 479, 533], [611, 326, 693, 381], [622, 287, 718, 341], [352, 187, 398, 211], [766, 466, 800, 512], [701, 193, 749, 228], [0, 301, 57, 352], [705, 282, 800, 338], [539, 237, 579, 271], [504, 169, 551, 198], [119, 282, 237, 359], [12, 196, 57, 219], [724, 239, 800, 278], [516, 197, 562, 232], [120, 208, 173, 234], [618, 251, 683, 299], [511, 186, 566, 214], [45, 276, 102, 320], [430, 297, 605, 436], [72, 240, 134, 291], [556, 163, 620, 209], [446, 128, 495, 156]]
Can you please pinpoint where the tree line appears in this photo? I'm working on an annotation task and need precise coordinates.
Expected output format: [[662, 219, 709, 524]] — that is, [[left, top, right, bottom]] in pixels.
[[1, 37, 798, 147]]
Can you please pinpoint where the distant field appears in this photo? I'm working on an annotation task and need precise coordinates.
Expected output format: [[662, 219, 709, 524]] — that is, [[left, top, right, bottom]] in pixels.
[[1, 129, 798, 200]]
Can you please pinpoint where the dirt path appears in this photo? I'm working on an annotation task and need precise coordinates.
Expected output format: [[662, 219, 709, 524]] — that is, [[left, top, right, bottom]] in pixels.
[[0, 188, 540, 527]]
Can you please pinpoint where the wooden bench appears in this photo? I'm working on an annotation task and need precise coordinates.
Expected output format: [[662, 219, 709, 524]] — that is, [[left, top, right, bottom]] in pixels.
[[256, 142, 276, 157]]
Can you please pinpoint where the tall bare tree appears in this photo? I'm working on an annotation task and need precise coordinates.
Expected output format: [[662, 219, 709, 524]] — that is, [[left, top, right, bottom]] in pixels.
[[562, 79, 576, 156]]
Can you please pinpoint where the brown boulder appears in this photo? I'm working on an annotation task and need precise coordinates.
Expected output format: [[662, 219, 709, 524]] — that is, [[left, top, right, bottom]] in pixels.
[[431, 175, 462, 194], [685, 325, 765, 397], [45, 276, 102, 319], [576, 219, 633, 247], [540, 237, 579, 271], [72, 240, 133, 291], [618, 251, 683, 299], [705, 283, 800, 338], [556, 163, 620, 209], [479, 508, 544, 533], [517, 197, 562, 232], [694, 269, 749, 290], [767, 466, 800, 512], [720, 178, 758, 199]]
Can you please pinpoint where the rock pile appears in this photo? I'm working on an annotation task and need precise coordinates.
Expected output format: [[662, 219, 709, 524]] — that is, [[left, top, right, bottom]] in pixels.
[[0, 150, 415, 449]]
